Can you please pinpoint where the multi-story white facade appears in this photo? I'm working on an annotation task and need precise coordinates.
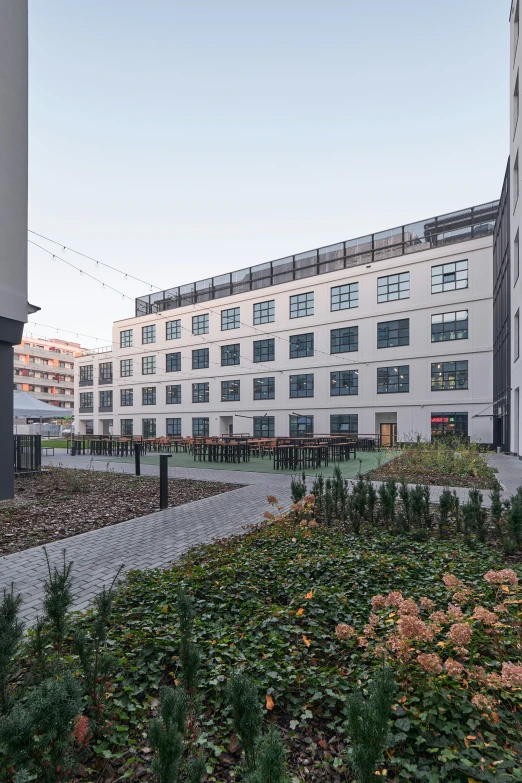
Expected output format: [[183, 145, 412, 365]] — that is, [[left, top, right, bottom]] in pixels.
[[14, 336, 78, 409], [76, 203, 497, 444]]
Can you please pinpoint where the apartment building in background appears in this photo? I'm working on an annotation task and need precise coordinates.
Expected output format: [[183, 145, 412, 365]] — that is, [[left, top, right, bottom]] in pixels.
[[510, 0, 522, 455], [75, 202, 497, 444], [14, 336, 78, 410]]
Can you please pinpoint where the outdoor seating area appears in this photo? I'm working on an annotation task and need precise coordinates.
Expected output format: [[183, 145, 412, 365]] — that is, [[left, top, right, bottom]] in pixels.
[[62, 433, 380, 470]]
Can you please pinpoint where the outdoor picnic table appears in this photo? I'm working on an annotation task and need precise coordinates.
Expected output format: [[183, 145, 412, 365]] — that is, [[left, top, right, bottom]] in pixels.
[[193, 441, 250, 464]]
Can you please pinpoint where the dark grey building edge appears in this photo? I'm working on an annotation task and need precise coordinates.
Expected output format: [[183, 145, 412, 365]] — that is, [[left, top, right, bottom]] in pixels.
[[136, 201, 499, 315], [493, 161, 511, 452], [0, 315, 25, 499]]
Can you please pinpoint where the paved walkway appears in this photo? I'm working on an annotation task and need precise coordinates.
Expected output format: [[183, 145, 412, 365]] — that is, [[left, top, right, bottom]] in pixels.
[[2, 451, 521, 626]]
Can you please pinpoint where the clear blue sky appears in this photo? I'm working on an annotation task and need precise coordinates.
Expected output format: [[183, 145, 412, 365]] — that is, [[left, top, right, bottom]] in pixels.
[[27, 0, 509, 347]]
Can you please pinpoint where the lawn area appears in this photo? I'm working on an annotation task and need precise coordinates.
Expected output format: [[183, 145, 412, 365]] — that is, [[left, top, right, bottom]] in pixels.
[[117, 448, 398, 477], [367, 441, 497, 489], [0, 468, 242, 555], [41, 438, 68, 448]]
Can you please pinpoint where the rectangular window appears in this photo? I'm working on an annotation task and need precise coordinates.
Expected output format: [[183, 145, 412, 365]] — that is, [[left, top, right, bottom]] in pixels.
[[289, 333, 314, 358], [377, 272, 409, 303], [120, 388, 133, 406], [142, 386, 156, 405], [331, 326, 358, 354], [377, 365, 410, 394], [431, 311, 468, 342], [253, 300, 275, 324], [221, 379, 240, 401], [330, 414, 358, 434], [121, 419, 133, 436], [192, 348, 209, 369], [377, 319, 410, 348], [513, 229, 520, 283], [166, 352, 181, 372], [79, 391, 93, 409], [431, 261, 468, 293], [253, 339, 275, 363], [120, 329, 133, 348], [192, 417, 209, 437], [99, 362, 113, 383], [254, 415, 275, 437], [142, 355, 156, 375], [513, 152, 520, 206], [290, 373, 314, 398], [120, 358, 133, 377], [221, 344, 240, 366], [431, 413, 468, 439], [253, 376, 275, 400], [192, 313, 209, 335], [79, 365, 93, 384], [166, 384, 181, 404], [221, 307, 240, 330], [166, 320, 181, 340], [289, 415, 314, 436], [290, 292, 314, 318], [99, 390, 113, 409], [166, 418, 181, 437], [142, 418, 156, 438], [193, 382, 209, 403], [330, 370, 358, 396], [331, 282, 359, 311], [142, 324, 156, 344], [431, 360, 469, 391], [513, 310, 520, 361]]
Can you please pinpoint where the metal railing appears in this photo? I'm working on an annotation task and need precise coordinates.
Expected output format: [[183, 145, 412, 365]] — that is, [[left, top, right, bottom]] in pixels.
[[136, 201, 499, 316], [14, 435, 41, 473]]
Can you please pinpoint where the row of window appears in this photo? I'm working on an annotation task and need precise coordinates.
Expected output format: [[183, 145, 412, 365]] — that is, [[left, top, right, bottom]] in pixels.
[[120, 262, 470, 347], [79, 361, 469, 410], [117, 411, 469, 439], [81, 310, 470, 383]]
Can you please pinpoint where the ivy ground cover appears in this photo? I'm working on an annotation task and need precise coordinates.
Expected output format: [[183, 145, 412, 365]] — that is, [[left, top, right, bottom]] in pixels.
[[85, 521, 522, 782]]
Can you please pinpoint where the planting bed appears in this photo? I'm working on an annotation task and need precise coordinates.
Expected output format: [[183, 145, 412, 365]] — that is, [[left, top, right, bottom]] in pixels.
[[0, 468, 242, 556], [367, 446, 497, 489]]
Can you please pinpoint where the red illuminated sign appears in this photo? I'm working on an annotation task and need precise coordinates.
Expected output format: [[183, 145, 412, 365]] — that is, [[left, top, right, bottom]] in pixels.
[[431, 417, 449, 423]]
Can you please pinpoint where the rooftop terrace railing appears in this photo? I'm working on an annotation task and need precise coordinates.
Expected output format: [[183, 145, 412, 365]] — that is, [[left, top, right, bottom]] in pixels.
[[136, 200, 499, 316]]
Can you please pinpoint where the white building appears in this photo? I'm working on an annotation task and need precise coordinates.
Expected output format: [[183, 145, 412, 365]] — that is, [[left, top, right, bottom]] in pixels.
[[0, 0, 29, 498], [75, 203, 497, 445]]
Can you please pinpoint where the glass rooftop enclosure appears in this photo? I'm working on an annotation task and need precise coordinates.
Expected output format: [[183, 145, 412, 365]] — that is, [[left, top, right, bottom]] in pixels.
[[135, 200, 499, 316]]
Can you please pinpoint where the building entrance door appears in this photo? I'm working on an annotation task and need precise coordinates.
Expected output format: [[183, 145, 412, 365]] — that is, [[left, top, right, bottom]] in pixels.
[[380, 422, 397, 448]]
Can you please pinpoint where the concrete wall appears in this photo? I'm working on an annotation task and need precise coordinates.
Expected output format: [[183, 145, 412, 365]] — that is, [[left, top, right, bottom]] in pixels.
[[76, 234, 494, 443], [0, 0, 28, 499]]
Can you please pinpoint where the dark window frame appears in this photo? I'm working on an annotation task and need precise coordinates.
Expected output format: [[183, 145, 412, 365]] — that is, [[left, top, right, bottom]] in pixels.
[[377, 319, 410, 349], [192, 382, 209, 403], [121, 419, 133, 436], [221, 307, 240, 331], [331, 282, 359, 311], [431, 260, 468, 293], [221, 344, 240, 366], [289, 373, 314, 398], [166, 384, 181, 404], [331, 326, 358, 354], [253, 300, 275, 324], [166, 418, 182, 436], [330, 370, 358, 396], [253, 339, 275, 363], [289, 415, 314, 436], [142, 386, 157, 405], [192, 417, 209, 437], [431, 311, 468, 342], [377, 272, 410, 303], [289, 333, 314, 359], [221, 379, 240, 401], [431, 360, 469, 391], [377, 365, 410, 394], [330, 414, 358, 434], [120, 358, 133, 377], [142, 418, 156, 438], [254, 416, 275, 437], [253, 376, 275, 400], [166, 352, 181, 372], [142, 324, 156, 344], [120, 329, 133, 348], [192, 348, 209, 369], [192, 313, 209, 335], [142, 355, 156, 375], [290, 292, 314, 318], [166, 320, 181, 340], [120, 388, 133, 406]]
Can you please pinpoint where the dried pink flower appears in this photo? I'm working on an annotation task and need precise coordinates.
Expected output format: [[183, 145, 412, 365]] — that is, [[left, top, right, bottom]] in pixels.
[[452, 591, 470, 604], [397, 615, 432, 641], [501, 662, 522, 687], [385, 591, 404, 607], [442, 573, 462, 589], [363, 624, 376, 638], [368, 613, 380, 627], [266, 495, 278, 505], [429, 610, 447, 625], [473, 606, 498, 625], [471, 693, 494, 711], [484, 569, 518, 585], [72, 715, 90, 747], [444, 658, 464, 677], [420, 597, 435, 611], [335, 623, 356, 640], [494, 602, 508, 614], [416, 653, 443, 674], [447, 623, 472, 648], [371, 594, 387, 610], [398, 598, 420, 616], [446, 604, 464, 621], [303, 494, 315, 505]]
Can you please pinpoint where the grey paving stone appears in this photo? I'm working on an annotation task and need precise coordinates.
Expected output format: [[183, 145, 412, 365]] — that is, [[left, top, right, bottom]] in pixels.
[[1, 453, 512, 626]]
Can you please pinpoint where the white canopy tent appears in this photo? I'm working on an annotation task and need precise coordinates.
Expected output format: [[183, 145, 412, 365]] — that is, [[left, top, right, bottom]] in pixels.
[[13, 392, 73, 419]]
